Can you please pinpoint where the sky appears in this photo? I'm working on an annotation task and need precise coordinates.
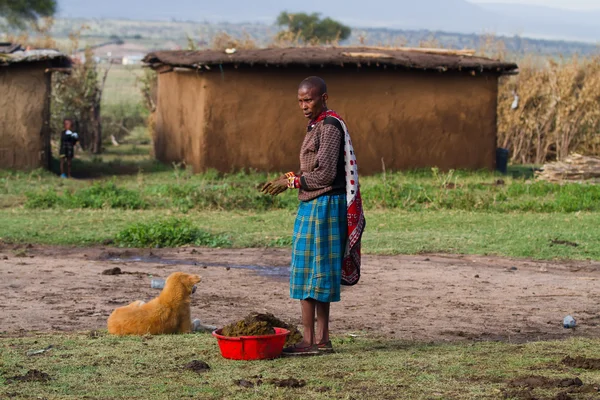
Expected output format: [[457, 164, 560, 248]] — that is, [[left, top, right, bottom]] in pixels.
[[470, 0, 600, 9]]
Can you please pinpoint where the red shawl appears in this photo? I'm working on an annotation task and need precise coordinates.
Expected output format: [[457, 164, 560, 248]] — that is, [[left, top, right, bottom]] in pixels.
[[312, 110, 366, 286]]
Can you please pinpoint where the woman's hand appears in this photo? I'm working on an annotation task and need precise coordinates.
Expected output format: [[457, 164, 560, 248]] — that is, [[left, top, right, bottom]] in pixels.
[[261, 176, 289, 196]]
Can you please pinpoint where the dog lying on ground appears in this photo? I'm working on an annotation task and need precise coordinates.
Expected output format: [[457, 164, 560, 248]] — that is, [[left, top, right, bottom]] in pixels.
[[107, 272, 201, 335]]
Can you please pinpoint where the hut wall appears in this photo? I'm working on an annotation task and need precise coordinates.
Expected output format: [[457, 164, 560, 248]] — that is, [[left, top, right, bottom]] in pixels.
[[154, 70, 208, 171], [156, 67, 499, 173], [0, 64, 49, 169]]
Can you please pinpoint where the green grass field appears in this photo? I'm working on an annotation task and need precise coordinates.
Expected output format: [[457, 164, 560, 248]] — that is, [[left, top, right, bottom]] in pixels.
[[1, 209, 599, 260], [1, 146, 599, 259], [3, 147, 600, 400], [2, 333, 600, 400], [101, 65, 144, 106]]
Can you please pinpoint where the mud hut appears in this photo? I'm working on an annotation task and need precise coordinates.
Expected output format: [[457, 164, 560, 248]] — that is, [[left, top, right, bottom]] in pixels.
[[0, 43, 71, 170], [143, 47, 518, 174]]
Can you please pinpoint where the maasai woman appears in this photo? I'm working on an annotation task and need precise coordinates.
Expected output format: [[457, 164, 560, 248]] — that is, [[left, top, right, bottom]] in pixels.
[[262, 76, 365, 355]]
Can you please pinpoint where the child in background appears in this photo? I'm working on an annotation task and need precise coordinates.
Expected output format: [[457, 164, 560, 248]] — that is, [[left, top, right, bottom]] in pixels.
[[59, 118, 79, 178]]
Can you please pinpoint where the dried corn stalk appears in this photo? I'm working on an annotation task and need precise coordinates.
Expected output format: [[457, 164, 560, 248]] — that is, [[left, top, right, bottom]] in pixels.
[[498, 56, 600, 164]]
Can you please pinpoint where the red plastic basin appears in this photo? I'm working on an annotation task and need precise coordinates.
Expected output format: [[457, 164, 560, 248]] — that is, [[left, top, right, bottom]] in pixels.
[[212, 327, 290, 360]]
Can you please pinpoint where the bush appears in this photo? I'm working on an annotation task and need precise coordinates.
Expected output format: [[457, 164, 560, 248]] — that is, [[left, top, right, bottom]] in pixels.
[[24, 189, 61, 209], [102, 102, 149, 143], [68, 181, 147, 209], [115, 218, 231, 248]]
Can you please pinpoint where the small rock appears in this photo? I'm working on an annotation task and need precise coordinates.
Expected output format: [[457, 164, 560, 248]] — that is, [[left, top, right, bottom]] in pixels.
[[226, 267, 231, 271], [563, 315, 576, 329], [192, 319, 216, 332], [2, 255, 8, 260], [474, 274, 480, 278], [540, 266, 548, 272]]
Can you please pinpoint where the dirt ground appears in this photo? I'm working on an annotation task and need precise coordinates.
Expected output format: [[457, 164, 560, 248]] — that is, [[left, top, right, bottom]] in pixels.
[[1, 244, 600, 342]]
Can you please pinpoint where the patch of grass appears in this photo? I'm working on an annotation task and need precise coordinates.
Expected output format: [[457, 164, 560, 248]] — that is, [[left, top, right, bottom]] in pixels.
[[145, 181, 298, 212], [5, 162, 600, 258], [1, 209, 599, 260], [1, 333, 600, 399], [115, 217, 232, 248], [25, 181, 147, 210], [361, 170, 600, 212], [12, 166, 600, 213]]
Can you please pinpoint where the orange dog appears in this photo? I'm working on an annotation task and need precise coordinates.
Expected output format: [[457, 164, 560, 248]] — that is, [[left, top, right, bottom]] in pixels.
[[107, 272, 201, 335]]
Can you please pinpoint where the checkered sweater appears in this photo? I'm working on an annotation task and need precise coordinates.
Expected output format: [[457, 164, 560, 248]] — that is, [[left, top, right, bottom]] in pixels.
[[298, 117, 346, 202]]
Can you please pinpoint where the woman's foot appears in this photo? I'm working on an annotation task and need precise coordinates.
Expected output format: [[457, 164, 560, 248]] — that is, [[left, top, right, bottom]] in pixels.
[[317, 340, 334, 353], [282, 342, 319, 357]]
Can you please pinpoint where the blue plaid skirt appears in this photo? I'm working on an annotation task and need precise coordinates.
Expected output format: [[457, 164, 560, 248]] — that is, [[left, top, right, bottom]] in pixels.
[[290, 194, 347, 303]]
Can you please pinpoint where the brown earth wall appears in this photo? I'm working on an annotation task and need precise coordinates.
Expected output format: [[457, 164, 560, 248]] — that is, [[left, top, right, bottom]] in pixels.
[[154, 70, 208, 171], [0, 64, 49, 169], [156, 67, 498, 173]]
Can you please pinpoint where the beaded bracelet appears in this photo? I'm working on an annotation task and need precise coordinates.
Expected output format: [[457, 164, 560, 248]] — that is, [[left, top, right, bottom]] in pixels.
[[285, 172, 300, 189]]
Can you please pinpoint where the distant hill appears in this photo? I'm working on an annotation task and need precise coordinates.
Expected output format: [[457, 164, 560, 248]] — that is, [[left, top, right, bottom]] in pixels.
[[55, 0, 600, 42], [47, 18, 599, 59], [478, 3, 600, 42]]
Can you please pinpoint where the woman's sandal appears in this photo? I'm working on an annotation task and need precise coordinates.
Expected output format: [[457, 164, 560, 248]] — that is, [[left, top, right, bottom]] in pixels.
[[317, 340, 334, 353], [282, 343, 320, 357]]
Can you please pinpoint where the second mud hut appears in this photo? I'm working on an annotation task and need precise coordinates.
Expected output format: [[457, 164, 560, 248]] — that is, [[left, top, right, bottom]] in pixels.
[[0, 43, 71, 170], [143, 47, 518, 174]]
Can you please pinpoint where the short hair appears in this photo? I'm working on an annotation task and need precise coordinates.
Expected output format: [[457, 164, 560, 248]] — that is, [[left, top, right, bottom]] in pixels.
[[299, 76, 327, 96]]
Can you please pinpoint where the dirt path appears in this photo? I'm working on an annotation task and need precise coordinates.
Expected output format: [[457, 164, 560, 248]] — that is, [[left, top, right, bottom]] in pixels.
[[1, 244, 600, 342]]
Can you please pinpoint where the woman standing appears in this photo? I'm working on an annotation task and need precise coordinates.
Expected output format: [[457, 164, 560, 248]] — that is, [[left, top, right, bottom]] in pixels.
[[262, 76, 365, 355]]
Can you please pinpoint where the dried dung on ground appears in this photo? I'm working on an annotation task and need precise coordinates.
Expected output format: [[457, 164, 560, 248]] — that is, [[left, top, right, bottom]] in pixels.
[[563, 356, 600, 370], [183, 360, 210, 373], [267, 378, 306, 388], [233, 377, 306, 389], [221, 312, 302, 346], [102, 267, 122, 275], [7, 370, 51, 383], [508, 376, 582, 389]]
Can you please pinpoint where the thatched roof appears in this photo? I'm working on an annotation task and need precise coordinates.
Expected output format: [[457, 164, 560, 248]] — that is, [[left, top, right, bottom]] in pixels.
[[143, 47, 518, 75], [0, 43, 71, 67]]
